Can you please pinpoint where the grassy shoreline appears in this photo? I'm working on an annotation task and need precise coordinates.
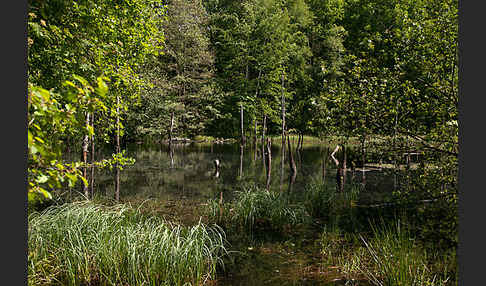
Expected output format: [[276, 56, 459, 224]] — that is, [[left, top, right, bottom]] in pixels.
[[29, 180, 456, 285], [28, 202, 227, 286]]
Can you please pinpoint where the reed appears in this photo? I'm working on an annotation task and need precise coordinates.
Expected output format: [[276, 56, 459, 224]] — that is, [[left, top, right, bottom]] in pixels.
[[303, 180, 361, 219], [359, 220, 451, 286], [207, 184, 309, 232], [28, 202, 227, 286]]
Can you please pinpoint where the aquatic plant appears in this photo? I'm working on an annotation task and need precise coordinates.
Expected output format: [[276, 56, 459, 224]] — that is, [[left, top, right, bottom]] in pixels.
[[318, 218, 454, 285], [303, 180, 361, 219], [28, 202, 227, 286], [207, 184, 309, 232], [358, 220, 452, 286]]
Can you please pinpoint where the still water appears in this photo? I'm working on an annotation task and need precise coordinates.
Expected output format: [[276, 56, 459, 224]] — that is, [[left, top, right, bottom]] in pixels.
[[90, 140, 402, 285], [94, 141, 396, 205]]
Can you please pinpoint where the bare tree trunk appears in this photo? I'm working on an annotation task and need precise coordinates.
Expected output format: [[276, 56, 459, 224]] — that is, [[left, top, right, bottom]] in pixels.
[[253, 67, 262, 156], [361, 135, 366, 186], [342, 141, 347, 187], [281, 70, 285, 146], [254, 119, 258, 161], [219, 190, 223, 223], [169, 111, 175, 168], [239, 145, 244, 178], [287, 136, 296, 176], [393, 99, 399, 191], [331, 144, 343, 192], [287, 136, 297, 192], [213, 159, 220, 178], [266, 138, 272, 190], [280, 142, 285, 191], [295, 133, 303, 170], [90, 112, 95, 198], [114, 96, 120, 202], [169, 111, 174, 148], [299, 134, 304, 151], [82, 112, 90, 199], [169, 147, 174, 169], [262, 113, 267, 171], [240, 103, 245, 146]]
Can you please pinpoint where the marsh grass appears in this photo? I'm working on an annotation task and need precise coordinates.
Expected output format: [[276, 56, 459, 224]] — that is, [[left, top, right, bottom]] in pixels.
[[207, 184, 309, 232], [28, 202, 227, 286], [358, 220, 452, 286], [320, 219, 453, 286], [303, 180, 361, 219]]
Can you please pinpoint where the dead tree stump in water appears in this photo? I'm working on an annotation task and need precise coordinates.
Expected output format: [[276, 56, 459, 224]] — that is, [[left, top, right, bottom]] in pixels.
[[287, 135, 297, 192], [331, 145, 344, 192], [213, 159, 220, 178]]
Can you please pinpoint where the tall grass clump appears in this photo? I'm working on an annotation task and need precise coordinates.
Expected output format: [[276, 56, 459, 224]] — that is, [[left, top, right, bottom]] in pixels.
[[207, 184, 309, 232], [359, 220, 451, 286], [28, 202, 227, 286], [303, 180, 360, 219]]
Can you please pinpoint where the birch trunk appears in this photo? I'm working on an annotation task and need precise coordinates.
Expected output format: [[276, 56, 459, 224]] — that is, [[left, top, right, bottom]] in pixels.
[[254, 119, 258, 161], [82, 112, 90, 198], [266, 138, 272, 190], [90, 112, 95, 197], [281, 71, 285, 146], [262, 113, 267, 171], [114, 96, 120, 202]]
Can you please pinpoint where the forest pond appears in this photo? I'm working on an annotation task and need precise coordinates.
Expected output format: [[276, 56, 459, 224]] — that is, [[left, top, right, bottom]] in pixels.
[[95, 140, 399, 204], [89, 140, 417, 285]]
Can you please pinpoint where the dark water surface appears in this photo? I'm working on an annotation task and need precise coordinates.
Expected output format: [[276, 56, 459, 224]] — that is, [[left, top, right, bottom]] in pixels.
[[90, 141, 401, 285], [94, 141, 395, 204]]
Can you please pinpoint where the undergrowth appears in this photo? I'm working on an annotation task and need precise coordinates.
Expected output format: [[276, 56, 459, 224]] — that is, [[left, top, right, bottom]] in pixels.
[[28, 202, 227, 286]]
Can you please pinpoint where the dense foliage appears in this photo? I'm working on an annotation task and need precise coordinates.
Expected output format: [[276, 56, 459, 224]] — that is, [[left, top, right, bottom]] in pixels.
[[27, 0, 458, 282], [28, 0, 166, 200]]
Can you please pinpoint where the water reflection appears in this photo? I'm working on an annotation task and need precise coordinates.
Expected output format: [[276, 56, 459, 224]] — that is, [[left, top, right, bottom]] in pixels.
[[92, 141, 399, 206]]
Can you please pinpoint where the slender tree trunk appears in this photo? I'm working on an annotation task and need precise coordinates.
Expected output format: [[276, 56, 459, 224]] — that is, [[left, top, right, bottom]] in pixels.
[[240, 103, 245, 145], [280, 142, 285, 191], [115, 96, 120, 202], [90, 112, 95, 197], [82, 112, 90, 198], [287, 135, 296, 177], [254, 119, 258, 161], [331, 144, 343, 192], [262, 113, 267, 171], [266, 138, 272, 190], [239, 145, 244, 178], [281, 71, 285, 146], [287, 135, 297, 192], [393, 99, 399, 191], [169, 111, 175, 168], [169, 147, 174, 169], [254, 68, 262, 159], [219, 190, 223, 223], [343, 141, 347, 187], [361, 135, 366, 186], [169, 112, 174, 147]]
